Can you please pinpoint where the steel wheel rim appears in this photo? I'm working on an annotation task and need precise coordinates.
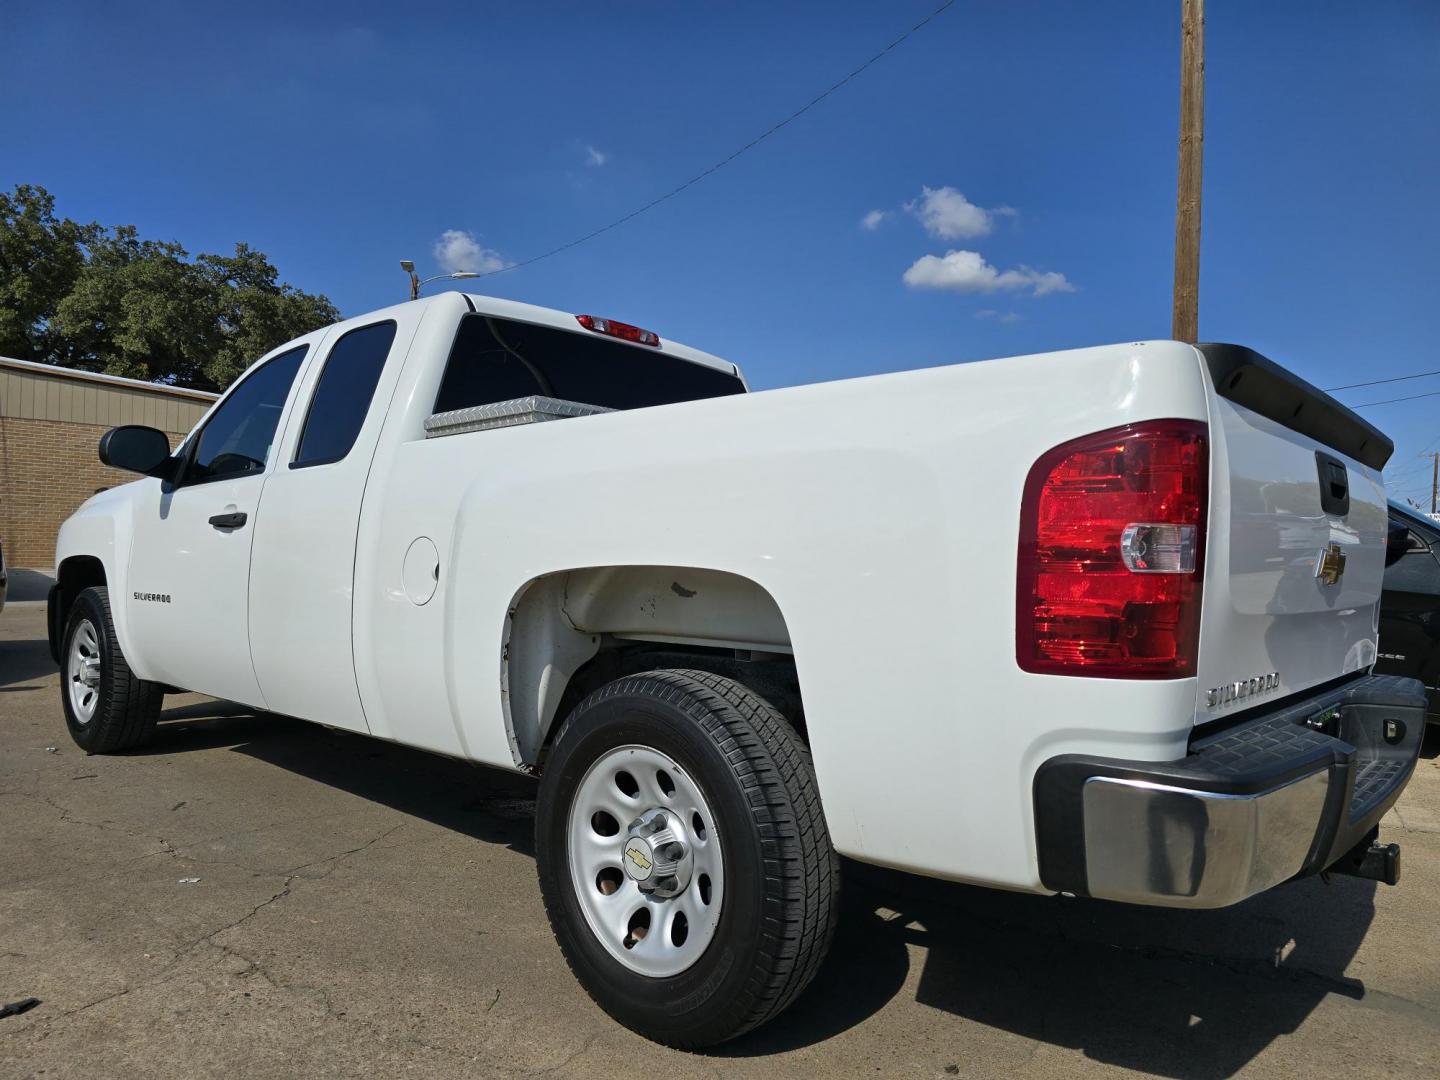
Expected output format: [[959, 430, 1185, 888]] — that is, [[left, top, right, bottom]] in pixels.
[[67, 618, 102, 725], [567, 744, 725, 978]]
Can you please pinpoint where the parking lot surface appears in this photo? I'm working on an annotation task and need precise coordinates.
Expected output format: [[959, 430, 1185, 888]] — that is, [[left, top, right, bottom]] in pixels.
[[3, 603, 1440, 1079]]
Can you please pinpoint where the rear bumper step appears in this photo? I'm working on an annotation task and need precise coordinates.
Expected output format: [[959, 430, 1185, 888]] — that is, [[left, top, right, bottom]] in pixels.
[[1034, 674, 1425, 908]]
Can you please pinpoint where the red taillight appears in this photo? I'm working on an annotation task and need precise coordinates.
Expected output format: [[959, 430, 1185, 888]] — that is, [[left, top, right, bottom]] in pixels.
[[1016, 419, 1208, 679], [576, 314, 661, 347]]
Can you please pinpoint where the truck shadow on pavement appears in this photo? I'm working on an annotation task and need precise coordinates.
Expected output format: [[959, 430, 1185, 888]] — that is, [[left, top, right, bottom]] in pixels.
[[728, 866, 1376, 1078], [144, 701, 1398, 1079], [149, 702, 540, 857], [0, 636, 58, 690], [3, 568, 56, 603]]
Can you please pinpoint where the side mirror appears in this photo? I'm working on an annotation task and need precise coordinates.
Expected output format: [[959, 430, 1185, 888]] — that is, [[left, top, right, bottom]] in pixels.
[[1385, 517, 1418, 567], [98, 425, 174, 479]]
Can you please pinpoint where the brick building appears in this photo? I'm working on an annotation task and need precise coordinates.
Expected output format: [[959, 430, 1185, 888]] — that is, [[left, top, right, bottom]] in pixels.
[[0, 357, 217, 569]]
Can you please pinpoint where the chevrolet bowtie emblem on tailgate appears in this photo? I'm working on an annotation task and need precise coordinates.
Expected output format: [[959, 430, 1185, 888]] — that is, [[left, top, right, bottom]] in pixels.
[[1315, 542, 1347, 586]]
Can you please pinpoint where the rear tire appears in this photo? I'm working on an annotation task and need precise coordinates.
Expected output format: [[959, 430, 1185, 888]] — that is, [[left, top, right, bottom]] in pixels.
[[535, 669, 838, 1047], [60, 586, 162, 753]]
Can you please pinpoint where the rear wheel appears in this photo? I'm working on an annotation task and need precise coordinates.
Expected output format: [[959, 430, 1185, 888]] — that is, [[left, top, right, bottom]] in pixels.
[[535, 669, 838, 1047], [61, 586, 162, 753]]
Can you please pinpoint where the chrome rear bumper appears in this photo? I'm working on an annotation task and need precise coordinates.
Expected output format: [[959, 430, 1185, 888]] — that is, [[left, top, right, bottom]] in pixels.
[[1034, 674, 1425, 908]]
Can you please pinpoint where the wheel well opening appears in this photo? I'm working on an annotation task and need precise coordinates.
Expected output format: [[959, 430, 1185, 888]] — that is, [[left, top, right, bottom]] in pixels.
[[551, 643, 805, 758], [51, 556, 107, 662], [57, 556, 106, 609], [502, 566, 803, 771]]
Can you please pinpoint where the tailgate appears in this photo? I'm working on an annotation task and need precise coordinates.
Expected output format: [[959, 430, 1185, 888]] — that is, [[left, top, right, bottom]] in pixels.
[[1194, 345, 1392, 723]]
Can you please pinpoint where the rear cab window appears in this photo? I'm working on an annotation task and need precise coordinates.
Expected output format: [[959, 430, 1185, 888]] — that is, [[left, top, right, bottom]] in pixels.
[[293, 321, 398, 468], [433, 314, 744, 415]]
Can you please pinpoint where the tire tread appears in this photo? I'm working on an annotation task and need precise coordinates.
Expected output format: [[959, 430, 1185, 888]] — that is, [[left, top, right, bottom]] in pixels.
[[63, 586, 162, 753], [541, 668, 838, 1045]]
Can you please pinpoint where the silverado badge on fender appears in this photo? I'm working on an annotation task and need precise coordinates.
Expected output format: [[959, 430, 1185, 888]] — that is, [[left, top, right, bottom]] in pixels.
[[1316, 542, 1347, 586]]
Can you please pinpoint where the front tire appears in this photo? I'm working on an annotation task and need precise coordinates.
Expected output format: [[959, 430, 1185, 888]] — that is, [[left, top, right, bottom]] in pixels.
[[535, 669, 838, 1048], [61, 586, 162, 753]]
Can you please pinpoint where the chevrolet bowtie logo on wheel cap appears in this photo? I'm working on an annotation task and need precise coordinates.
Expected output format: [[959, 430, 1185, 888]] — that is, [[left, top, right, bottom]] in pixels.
[[623, 841, 654, 878], [1316, 542, 1347, 586]]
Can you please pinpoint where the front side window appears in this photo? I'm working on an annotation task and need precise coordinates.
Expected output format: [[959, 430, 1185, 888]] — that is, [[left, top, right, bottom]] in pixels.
[[292, 321, 397, 468], [182, 345, 307, 484]]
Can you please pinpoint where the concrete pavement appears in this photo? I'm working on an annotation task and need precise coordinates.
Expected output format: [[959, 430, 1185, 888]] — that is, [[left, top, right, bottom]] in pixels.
[[3, 603, 1439, 1079]]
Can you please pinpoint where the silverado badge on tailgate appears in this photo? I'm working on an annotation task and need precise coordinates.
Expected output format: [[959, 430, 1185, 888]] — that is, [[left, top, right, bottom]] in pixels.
[[1206, 672, 1282, 708]]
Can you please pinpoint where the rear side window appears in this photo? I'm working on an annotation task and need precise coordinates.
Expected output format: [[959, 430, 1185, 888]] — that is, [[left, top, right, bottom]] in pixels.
[[293, 321, 397, 468], [182, 345, 307, 484], [433, 314, 744, 414]]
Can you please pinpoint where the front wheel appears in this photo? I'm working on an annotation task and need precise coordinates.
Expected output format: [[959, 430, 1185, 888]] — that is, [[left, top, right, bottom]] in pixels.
[[535, 669, 838, 1048], [61, 586, 162, 753]]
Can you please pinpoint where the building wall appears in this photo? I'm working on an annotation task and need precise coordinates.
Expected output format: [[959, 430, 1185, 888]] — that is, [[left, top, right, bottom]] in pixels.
[[0, 364, 214, 433], [0, 361, 215, 569]]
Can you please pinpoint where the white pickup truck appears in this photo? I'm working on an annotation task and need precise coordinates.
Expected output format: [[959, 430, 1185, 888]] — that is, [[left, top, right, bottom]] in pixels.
[[50, 292, 1424, 1046]]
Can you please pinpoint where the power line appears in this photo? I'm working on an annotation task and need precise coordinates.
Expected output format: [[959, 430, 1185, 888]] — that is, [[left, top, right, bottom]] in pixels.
[[470, 0, 957, 280], [1353, 391, 1440, 411], [1405, 431, 1440, 465], [1387, 457, 1435, 484], [1384, 435, 1440, 493], [1326, 368, 1440, 392], [1388, 433, 1440, 474]]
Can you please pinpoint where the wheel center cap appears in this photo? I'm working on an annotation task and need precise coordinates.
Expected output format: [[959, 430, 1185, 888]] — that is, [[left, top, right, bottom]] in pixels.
[[621, 807, 693, 897], [79, 657, 101, 687], [623, 837, 656, 882]]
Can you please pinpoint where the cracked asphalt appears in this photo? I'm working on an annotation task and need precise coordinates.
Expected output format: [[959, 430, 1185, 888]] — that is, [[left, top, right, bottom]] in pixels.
[[3, 602, 1440, 1079]]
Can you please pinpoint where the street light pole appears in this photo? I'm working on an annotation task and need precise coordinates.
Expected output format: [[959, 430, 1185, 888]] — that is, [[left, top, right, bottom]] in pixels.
[[399, 261, 479, 300], [400, 259, 419, 301]]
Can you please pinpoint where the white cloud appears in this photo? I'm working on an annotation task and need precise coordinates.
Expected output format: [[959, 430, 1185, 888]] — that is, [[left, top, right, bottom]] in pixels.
[[905, 186, 1001, 240], [585, 145, 608, 167], [1024, 271, 1073, 296], [432, 229, 507, 275], [860, 209, 891, 231], [973, 307, 1022, 323], [902, 249, 1074, 297]]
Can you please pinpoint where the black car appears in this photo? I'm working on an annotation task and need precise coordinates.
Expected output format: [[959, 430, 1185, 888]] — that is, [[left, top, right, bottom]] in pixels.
[[1376, 500, 1440, 724]]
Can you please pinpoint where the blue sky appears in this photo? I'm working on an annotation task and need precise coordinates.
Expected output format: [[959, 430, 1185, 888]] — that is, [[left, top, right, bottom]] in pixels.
[[5, 2, 1438, 500]]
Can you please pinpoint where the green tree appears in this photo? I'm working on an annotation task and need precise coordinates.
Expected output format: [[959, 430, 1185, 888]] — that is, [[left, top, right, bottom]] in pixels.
[[196, 244, 341, 389], [1, 184, 339, 391], [0, 185, 97, 362], [52, 226, 217, 385]]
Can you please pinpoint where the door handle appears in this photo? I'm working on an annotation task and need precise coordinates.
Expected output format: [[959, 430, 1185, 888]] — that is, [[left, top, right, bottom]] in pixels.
[[209, 512, 248, 530]]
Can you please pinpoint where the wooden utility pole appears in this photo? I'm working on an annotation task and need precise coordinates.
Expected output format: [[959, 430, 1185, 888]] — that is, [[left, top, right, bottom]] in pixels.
[[1430, 452, 1439, 515], [1172, 0, 1205, 342]]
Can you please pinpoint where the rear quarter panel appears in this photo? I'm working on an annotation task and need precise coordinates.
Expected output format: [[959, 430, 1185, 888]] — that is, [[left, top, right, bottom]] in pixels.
[[357, 337, 1212, 891]]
